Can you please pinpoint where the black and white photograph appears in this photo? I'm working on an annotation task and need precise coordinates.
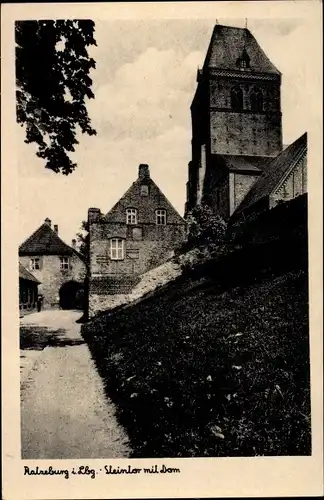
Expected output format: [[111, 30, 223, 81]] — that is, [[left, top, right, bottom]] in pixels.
[[1, 1, 323, 499]]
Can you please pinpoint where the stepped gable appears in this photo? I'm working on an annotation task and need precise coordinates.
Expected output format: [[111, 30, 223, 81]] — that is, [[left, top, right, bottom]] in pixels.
[[19, 220, 81, 257], [19, 262, 41, 283], [203, 24, 280, 74], [234, 132, 307, 215]]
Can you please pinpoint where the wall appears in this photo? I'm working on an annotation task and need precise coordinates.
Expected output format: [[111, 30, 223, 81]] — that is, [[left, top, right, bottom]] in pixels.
[[207, 174, 230, 220], [89, 258, 182, 317], [19, 253, 86, 307], [271, 153, 307, 207], [90, 221, 184, 279], [209, 78, 282, 157]]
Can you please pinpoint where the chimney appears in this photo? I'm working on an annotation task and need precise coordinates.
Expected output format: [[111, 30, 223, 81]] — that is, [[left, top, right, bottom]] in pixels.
[[44, 218, 51, 227], [54, 224, 58, 234], [138, 164, 150, 180], [71, 239, 76, 249], [88, 207, 101, 224]]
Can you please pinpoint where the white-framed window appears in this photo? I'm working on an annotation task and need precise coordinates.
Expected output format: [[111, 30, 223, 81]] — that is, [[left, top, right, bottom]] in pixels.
[[30, 257, 40, 270], [156, 209, 167, 225], [140, 185, 149, 196], [60, 256, 70, 270], [110, 238, 125, 260], [126, 208, 137, 225]]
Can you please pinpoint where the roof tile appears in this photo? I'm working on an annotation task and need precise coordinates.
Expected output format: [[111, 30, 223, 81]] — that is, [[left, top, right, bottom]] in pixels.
[[19, 262, 41, 283], [19, 223, 76, 256], [203, 25, 280, 74]]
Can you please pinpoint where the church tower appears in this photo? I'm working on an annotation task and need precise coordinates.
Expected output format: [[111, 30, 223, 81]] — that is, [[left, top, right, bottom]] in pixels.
[[185, 24, 283, 219]]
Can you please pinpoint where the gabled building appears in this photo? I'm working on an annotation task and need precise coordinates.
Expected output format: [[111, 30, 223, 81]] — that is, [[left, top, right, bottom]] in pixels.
[[185, 24, 283, 220], [88, 164, 186, 308], [19, 218, 86, 309]]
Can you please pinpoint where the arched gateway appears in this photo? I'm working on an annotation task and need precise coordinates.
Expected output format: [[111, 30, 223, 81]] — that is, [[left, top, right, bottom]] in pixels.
[[59, 281, 84, 310]]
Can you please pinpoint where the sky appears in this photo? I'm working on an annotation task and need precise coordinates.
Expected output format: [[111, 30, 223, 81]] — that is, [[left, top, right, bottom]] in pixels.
[[17, 17, 310, 246]]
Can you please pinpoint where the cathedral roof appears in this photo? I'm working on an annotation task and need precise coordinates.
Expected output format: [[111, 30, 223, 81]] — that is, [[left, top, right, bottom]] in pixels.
[[203, 24, 280, 75], [19, 262, 41, 283], [19, 220, 83, 258], [234, 133, 307, 215], [212, 154, 273, 174]]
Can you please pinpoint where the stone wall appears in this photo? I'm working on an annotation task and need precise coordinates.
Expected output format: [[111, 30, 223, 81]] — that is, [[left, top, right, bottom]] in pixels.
[[89, 221, 184, 279], [89, 259, 182, 317], [19, 253, 86, 307], [209, 77, 282, 157]]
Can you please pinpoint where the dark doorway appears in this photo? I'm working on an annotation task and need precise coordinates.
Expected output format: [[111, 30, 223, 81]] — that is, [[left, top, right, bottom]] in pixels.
[[59, 281, 84, 310]]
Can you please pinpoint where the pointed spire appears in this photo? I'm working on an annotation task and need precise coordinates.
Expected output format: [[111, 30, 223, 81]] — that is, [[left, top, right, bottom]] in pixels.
[[245, 18, 248, 29]]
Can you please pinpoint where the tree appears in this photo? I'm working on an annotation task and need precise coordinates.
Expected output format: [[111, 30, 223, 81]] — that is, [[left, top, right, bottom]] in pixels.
[[186, 204, 227, 247], [15, 20, 97, 175], [75, 220, 90, 323], [76, 220, 89, 259]]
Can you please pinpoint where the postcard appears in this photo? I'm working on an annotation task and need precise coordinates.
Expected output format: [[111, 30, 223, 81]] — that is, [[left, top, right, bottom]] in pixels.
[[1, 1, 323, 499]]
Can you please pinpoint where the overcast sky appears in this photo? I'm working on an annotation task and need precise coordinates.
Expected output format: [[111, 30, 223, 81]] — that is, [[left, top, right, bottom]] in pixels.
[[17, 17, 309, 246]]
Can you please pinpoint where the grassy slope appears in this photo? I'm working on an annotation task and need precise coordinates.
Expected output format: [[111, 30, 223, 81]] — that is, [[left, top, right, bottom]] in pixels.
[[83, 196, 310, 457]]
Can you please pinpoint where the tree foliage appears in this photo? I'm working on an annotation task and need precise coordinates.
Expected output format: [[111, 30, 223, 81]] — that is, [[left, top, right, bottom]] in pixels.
[[15, 20, 97, 174], [76, 220, 89, 260], [186, 204, 227, 246]]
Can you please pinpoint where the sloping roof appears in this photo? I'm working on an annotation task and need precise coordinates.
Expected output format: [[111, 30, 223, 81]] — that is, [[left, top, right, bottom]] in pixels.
[[234, 132, 307, 215], [19, 262, 41, 284], [104, 168, 185, 225], [19, 223, 78, 256], [203, 24, 280, 74], [212, 154, 274, 174]]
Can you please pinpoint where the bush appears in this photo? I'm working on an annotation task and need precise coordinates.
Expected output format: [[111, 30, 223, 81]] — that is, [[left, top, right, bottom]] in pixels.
[[186, 204, 227, 248]]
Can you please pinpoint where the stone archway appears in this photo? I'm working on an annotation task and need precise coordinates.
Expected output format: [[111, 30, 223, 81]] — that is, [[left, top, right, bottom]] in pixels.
[[59, 281, 84, 310]]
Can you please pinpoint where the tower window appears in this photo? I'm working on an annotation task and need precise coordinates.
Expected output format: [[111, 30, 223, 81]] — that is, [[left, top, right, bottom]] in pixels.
[[126, 208, 137, 225], [231, 86, 243, 111], [236, 48, 250, 70], [250, 87, 263, 112]]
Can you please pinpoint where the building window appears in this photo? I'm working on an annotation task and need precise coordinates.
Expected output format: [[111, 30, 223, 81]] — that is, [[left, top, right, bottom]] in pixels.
[[250, 87, 263, 112], [60, 256, 70, 270], [110, 238, 124, 260], [126, 208, 137, 225], [231, 86, 243, 111], [30, 257, 40, 270], [156, 209, 167, 225], [140, 185, 149, 196]]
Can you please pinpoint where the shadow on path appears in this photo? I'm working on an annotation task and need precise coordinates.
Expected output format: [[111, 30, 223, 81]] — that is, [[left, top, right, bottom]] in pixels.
[[20, 325, 85, 350]]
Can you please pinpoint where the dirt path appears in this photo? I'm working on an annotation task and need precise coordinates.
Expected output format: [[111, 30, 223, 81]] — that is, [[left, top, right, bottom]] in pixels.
[[20, 310, 131, 459]]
